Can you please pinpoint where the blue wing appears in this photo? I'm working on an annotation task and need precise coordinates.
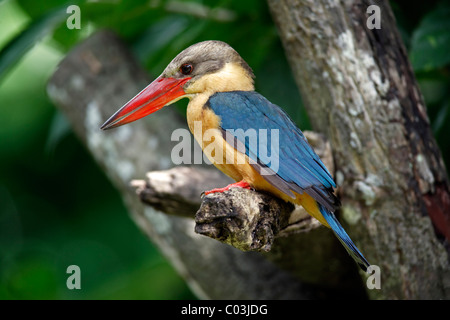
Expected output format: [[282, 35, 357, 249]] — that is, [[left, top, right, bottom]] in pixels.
[[207, 91, 340, 212]]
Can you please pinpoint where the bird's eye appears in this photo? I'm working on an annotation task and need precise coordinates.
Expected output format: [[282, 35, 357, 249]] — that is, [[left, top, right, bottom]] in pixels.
[[180, 63, 193, 75]]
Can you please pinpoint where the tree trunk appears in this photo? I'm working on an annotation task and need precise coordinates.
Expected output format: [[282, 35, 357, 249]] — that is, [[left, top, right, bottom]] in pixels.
[[267, 0, 450, 299]]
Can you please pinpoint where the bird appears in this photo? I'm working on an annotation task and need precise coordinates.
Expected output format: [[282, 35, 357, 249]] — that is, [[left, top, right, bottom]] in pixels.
[[101, 40, 370, 271]]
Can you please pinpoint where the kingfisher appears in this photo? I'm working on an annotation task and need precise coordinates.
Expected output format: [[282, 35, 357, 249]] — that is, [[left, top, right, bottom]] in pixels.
[[101, 40, 370, 271]]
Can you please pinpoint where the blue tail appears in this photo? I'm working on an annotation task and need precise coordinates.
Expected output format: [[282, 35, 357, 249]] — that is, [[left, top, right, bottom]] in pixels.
[[318, 204, 370, 271]]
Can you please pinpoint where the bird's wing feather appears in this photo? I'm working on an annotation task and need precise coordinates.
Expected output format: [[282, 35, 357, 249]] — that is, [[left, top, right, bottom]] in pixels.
[[207, 91, 339, 211]]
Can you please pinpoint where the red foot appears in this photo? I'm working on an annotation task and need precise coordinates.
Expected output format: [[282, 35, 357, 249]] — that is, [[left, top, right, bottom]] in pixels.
[[204, 180, 251, 196]]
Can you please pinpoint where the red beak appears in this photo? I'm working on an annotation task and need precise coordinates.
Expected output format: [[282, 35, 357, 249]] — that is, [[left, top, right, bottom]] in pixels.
[[101, 76, 190, 130]]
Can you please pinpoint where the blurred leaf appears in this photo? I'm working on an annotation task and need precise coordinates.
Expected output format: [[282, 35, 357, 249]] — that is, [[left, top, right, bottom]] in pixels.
[[132, 15, 189, 64], [78, 1, 155, 39], [0, 5, 68, 81], [4, 257, 60, 299], [45, 110, 71, 154], [0, 0, 31, 49], [410, 0, 450, 71], [0, 41, 61, 159], [0, 185, 22, 254], [433, 98, 450, 134], [417, 75, 449, 105], [17, 0, 76, 19]]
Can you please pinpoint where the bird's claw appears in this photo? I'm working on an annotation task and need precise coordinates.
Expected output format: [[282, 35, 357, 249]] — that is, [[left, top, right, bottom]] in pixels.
[[201, 181, 252, 198]]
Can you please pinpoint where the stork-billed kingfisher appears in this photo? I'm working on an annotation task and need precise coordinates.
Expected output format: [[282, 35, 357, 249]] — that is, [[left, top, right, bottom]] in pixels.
[[101, 40, 370, 271]]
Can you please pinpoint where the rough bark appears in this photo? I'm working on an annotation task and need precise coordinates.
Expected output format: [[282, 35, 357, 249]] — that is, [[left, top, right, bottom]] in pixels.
[[267, 0, 450, 299], [47, 30, 367, 299]]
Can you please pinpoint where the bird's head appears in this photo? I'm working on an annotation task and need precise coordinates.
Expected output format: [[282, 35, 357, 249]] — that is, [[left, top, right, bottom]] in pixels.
[[101, 40, 254, 130]]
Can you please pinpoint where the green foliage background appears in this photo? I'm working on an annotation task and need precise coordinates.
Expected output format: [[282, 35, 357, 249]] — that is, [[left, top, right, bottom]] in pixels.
[[0, 0, 449, 299]]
